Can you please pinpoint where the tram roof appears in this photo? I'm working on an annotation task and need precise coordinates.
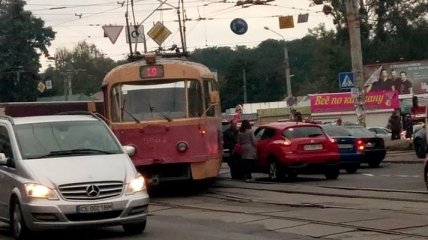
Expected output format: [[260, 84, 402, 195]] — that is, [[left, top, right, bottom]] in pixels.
[[102, 58, 215, 87]]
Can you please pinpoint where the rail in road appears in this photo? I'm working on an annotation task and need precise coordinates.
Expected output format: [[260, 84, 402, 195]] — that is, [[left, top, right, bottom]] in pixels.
[[151, 179, 428, 239]]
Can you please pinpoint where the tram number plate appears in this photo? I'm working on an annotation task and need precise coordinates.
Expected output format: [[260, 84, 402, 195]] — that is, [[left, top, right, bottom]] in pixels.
[[303, 144, 322, 151], [339, 144, 353, 149], [77, 203, 113, 213]]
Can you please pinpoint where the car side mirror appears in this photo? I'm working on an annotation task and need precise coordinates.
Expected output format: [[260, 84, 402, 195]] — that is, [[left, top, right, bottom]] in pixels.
[[0, 153, 7, 165], [123, 145, 136, 156]]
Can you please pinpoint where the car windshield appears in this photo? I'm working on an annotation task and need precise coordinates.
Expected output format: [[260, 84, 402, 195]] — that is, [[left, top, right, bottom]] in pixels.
[[322, 125, 352, 137], [14, 120, 123, 159], [283, 126, 325, 139]]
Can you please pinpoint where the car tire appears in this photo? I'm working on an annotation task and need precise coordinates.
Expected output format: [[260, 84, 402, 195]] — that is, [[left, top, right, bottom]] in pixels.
[[268, 160, 285, 181], [123, 220, 147, 235], [415, 138, 427, 159], [345, 164, 359, 174], [325, 166, 340, 179], [11, 200, 30, 240]]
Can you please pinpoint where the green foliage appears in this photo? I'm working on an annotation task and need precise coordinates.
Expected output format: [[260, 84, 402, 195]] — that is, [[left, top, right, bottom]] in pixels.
[[0, 0, 55, 101], [189, 1, 427, 110], [42, 41, 117, 98]]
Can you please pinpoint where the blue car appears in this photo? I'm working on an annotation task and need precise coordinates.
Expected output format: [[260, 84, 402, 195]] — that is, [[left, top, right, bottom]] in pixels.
[[321, 125, 364, 173]]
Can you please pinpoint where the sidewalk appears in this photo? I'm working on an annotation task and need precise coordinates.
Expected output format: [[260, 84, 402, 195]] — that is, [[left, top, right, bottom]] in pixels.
[[384, 150, 424, 164]]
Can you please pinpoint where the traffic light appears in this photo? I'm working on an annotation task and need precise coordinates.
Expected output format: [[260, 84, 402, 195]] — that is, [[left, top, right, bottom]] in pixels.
[[412, 95, 418, 108]]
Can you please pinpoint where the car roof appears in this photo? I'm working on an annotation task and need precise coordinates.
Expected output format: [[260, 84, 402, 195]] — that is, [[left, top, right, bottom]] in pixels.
[[11, 115, 98, 125], [258, 122, 319, 130]]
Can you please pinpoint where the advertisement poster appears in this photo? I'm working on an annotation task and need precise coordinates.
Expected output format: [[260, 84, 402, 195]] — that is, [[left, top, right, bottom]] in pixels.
[[310, 91, 399, 114], [364, 60, 428, 95]]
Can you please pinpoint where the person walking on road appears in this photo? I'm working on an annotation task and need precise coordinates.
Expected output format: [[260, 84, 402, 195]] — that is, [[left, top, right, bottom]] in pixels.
[[237, 120, 257, 181], [388, 110, 402, 140], [223, 120, 238, 154]]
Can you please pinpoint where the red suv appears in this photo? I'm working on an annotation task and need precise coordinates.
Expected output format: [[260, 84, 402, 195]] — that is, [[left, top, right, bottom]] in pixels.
[[230, 122, 340, 181]]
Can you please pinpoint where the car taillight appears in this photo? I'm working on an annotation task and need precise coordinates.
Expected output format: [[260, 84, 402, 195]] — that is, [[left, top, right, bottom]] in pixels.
[[283, 138, 292, 146], [356, 139, 365, 152], [328, 136, 336, 143]]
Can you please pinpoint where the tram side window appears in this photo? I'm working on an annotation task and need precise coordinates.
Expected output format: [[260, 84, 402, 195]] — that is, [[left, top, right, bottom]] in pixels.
[[188, 81, 203, 117], [203, 80, 215, 117]]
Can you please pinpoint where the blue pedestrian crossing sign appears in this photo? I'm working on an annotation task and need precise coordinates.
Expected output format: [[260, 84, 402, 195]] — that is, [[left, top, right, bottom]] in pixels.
[[338, 72, 355, 89]]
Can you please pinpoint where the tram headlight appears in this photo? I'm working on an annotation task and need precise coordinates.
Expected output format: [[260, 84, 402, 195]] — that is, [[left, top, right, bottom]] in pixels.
[[177, 141, 188, 153]]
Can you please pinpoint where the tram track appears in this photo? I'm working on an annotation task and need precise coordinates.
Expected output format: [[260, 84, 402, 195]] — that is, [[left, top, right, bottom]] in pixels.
[[150, 195, 428, 239], [214, 177, 428, 204]]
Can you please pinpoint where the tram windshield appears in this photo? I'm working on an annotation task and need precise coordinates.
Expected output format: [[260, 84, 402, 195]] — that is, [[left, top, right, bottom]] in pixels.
[[111, 79, 203, 122]]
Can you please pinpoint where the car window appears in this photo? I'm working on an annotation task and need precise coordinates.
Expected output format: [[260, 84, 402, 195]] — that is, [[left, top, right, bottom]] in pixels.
[[254, 128, 265, 140], [283, 126, 325, 139], [262, 128, 276, 139], [322, 125, 351, 136], [0, 125, 14, 160], [14, 120, 123, 159], [344, 126, 376, 137]]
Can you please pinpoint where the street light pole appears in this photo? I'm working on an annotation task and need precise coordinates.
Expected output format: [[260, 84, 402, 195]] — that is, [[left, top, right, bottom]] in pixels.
[[264, 26, 292, 99]]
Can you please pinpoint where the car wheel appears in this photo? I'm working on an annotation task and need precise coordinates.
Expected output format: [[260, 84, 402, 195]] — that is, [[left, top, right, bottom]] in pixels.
[[345, 164, 359, 174], [123, 220, 147, 235], [415, 139, 427, 159], [325, 166, 340, 179], [268, 161, 285, 181], [368, 160, 381, 168], [11, 201, 30, 240]]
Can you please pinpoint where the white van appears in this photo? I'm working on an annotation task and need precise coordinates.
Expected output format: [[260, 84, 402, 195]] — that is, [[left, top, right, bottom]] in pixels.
[[0, 114, 149, 239]]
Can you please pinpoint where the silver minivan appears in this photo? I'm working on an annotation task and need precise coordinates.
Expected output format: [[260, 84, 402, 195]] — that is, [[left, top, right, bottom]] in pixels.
[[0, 114, 149, 239]]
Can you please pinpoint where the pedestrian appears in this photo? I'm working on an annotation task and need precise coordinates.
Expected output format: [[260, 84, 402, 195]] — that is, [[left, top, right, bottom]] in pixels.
[[388, 110, 401, 140], [336, 117, 342, 125], [223, 120, 238, 155], [237, 120, 257, 181], [404, 114, 413, 139], [294, 111, 303, 122]]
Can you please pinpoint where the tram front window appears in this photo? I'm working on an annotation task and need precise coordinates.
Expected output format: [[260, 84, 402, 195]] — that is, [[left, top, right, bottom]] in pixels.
[[111, 80, 203, 122]]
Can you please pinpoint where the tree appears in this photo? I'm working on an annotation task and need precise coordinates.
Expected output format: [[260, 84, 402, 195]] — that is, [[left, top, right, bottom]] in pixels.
[[45, 41, 117, 98], [0, 0, 55, 101]]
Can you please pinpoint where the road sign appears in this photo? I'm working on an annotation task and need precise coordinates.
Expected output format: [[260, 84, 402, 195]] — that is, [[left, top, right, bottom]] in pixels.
[[147, 22, 171, 45], [126, 25, 146, 43], [37, 81, 46, 93], [102, 25, 123, 44], [339, 72, 355, 89], [230, 18, 248, 35], [45, 80, 52, 89]]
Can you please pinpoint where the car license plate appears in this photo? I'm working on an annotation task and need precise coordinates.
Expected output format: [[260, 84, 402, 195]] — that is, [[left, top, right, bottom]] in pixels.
[[304, 144, 322, 151], [77, 203, 113, 213], [339, 144, 353, 149]]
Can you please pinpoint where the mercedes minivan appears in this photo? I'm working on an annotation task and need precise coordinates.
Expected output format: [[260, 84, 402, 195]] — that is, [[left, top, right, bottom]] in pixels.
[[0, 113, 149, 239]]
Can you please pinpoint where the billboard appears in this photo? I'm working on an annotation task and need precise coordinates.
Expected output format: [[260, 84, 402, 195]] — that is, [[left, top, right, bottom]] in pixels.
[[310, 91, 399, 114], [364, 60, 428, 95]]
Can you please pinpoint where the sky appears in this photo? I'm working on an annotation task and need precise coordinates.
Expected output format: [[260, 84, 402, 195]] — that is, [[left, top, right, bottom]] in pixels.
[[24, 0, 335, 70]]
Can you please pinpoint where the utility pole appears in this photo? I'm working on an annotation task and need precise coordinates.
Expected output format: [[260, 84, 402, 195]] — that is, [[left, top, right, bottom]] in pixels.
[[345, 0, 365, 126], [243, 69, 247, 103], [264, 26, 292, 99]]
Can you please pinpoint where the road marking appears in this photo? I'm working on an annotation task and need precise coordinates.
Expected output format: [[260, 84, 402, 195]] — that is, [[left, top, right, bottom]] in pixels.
[[362, 173, 421, 178]]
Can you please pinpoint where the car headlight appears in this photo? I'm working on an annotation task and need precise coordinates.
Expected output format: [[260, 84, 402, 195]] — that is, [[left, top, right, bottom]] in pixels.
[[126, 175, 146, 195], [25, 184, 58, 200]]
